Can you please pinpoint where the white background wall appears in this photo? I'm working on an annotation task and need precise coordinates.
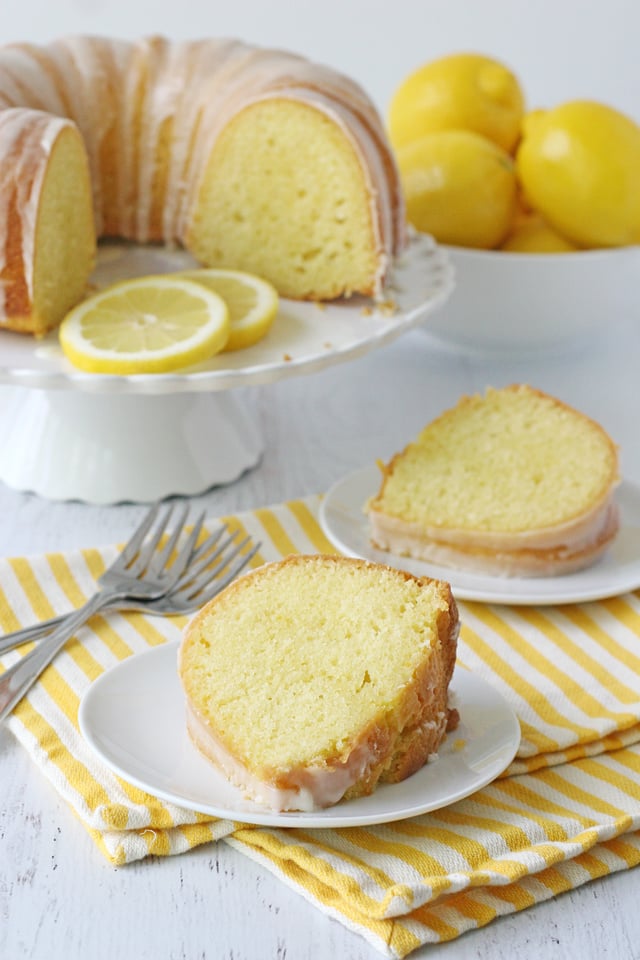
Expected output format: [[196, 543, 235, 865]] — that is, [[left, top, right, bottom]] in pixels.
[[2, 0, 639, 122]]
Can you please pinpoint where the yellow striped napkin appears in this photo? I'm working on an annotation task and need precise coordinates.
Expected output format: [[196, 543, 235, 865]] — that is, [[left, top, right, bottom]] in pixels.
[[2, 496, 640, 958]]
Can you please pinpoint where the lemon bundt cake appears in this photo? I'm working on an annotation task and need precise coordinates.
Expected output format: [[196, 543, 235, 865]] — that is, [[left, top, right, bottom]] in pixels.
[[0, 35, 406, 336], [178, 555, 459, 812], [368, 385, 620, 577]]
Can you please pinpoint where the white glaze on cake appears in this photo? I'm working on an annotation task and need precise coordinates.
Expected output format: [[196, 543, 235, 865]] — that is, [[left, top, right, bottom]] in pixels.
[[0, 107, 74, 314], [0, 35, 406, 304], [369, 495, 620, 577], [185, 699, 380, 812]]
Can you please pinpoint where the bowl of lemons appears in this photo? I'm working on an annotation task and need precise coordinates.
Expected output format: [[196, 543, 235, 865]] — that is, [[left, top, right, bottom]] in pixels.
[[388, 53, 640, 353]]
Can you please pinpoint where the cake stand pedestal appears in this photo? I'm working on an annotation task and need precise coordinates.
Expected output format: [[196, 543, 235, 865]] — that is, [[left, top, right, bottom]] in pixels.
[[0, 386, 262, 504]]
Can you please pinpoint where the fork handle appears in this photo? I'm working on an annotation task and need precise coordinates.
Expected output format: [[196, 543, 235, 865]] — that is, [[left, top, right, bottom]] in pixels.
[[0, 590, 158, 654], [0, 595, 158, 655], [0, 591, 112, 723], [0, 614, 68, 653]]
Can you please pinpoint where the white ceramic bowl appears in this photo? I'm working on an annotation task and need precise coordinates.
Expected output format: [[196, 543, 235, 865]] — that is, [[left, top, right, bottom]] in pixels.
[[424, 244, 640, 353]]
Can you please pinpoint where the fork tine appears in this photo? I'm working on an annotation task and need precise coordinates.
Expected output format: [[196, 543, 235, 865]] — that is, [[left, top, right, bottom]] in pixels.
[[158, 523, 229, 596], [119, 501, 162, 566], [148, 501, 190, 574], [181, 534, 253, 598], [177, 529, 244, 588], [188, 530, 251, 579], [163, 511, 206, 585], [191, 542, 261, 602], [128, 503, 176, 574], [190, 524, 228, 564]]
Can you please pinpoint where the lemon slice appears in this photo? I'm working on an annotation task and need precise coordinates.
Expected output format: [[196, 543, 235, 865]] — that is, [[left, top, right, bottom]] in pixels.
[[59, 276, 230, 374], [177, 269, 279, 351]]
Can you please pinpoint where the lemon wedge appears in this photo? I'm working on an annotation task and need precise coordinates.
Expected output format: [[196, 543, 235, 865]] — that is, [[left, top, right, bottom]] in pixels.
[[177, 269, 279, 351], [59, 276, 230, 374]]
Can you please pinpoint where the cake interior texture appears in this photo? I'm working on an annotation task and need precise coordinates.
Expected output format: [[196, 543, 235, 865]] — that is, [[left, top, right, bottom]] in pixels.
[[374, 385, 619, 533], [0, 112, 96, 335], [187, 99, 379, 300], [368, 385, 620, 577], [32, 126, 96, 334], [179, 555, 458, 811]]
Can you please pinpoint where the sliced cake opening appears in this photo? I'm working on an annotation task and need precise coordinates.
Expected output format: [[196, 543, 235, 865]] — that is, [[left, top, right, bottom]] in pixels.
[[187, 98, 379, 299]]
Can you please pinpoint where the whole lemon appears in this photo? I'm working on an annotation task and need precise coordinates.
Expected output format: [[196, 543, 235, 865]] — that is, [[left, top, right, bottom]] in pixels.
[[397, 130, 517, 248], [516, 101, 640, 247], [501, 214, 578, 253], [388, 52, 525, 153]]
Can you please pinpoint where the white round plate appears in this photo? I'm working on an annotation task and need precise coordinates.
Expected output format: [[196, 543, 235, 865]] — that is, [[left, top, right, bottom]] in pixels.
[[78, 643, 520, 829], [319, 465, 640, 606], [0, 233, 452, 395]]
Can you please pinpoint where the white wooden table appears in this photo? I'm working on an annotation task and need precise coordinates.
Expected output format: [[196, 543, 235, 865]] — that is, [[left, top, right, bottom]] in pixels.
[[2, 321, 639, 960]]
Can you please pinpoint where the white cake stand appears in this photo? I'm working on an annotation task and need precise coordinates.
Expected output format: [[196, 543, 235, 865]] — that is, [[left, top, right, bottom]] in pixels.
[[0, 234, 453, 504]]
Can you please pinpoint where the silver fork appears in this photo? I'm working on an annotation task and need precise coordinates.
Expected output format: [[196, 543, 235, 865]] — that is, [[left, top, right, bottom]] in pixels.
[[0, 523, 258, 655], [0, 501, 207, 722]]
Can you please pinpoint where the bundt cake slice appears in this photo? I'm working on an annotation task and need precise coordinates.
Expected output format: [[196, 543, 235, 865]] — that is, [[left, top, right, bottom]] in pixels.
[[368, 385, 620, 577], [178, 555, 459, 812], [0, 108, 95, 336]]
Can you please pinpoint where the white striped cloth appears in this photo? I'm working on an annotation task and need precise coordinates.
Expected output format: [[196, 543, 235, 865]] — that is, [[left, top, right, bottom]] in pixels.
[[1, 496, 639, 957]]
